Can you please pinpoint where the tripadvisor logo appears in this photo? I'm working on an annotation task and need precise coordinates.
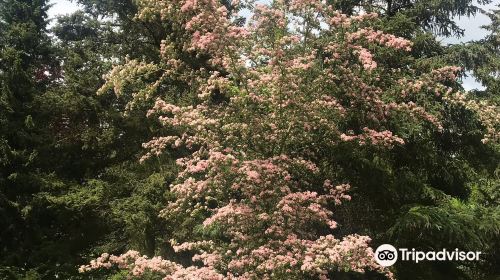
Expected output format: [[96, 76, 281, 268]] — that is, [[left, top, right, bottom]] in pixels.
[[375, 244, 398, 266], [374, 244, 481, 267]]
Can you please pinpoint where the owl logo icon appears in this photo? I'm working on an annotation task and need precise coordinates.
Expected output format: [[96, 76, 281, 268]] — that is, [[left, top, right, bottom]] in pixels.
[[375, 244, 398, 266]]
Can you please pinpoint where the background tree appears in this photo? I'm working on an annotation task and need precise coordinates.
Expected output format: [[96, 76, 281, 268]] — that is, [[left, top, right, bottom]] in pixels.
[[0, 0, 60, 276], [0, 0, 172, 278], [445, 5, 499, 95]]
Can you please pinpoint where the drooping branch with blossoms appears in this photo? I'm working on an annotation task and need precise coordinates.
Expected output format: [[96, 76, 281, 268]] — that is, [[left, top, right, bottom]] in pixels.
[[80, 0, 499, 279]]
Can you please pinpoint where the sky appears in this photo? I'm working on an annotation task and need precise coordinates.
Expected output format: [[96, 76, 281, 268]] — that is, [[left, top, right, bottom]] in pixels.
[[439, 2, 497, 90], [48, 0, 80, 18], [47, 0, 496, 90]]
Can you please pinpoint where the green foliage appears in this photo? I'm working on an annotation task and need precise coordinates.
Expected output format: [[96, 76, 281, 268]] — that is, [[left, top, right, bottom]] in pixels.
[[0, 0, 498, 279], [0, 0, 174, 278]]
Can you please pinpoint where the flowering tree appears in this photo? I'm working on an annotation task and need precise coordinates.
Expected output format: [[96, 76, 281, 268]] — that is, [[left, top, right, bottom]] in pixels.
[[80, 0, 499, 279]]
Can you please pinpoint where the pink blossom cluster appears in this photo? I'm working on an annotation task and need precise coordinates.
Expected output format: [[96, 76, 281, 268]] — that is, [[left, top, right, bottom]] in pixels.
[[327, 11, 353, 27], [324, 9, 378, 28], [81, 0, 498, 279], [341, 127, 405, 147], [348, 28, 413, 51], [394, 66, 498, 142], [251, 3, 287, 31], [78, 250, 180, 276], [301, 234, 393, 279], [386, 102, 444, 131], [79, 250, 229, 279], [431, 66, 462, 81], [288, 50, 317, 70], [444, 91, 500, 144], [397, 66, 461, 96], [198, 71, 231, 99], [137, 0, 248, 65], [147, 98, 180, 117], [355, 47, 377, 70], [83, 150, 392, 279], [140, 136, 180, 162], [114, 3, 432, 159], [158, 151, 391, 279], [183, 1, 248, 55], [288, 0, 325, 13], [326, 9, 378, 28]]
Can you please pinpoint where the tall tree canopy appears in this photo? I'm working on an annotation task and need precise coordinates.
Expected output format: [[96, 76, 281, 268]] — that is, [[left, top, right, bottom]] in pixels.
[[0, 0, 498, 279]]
